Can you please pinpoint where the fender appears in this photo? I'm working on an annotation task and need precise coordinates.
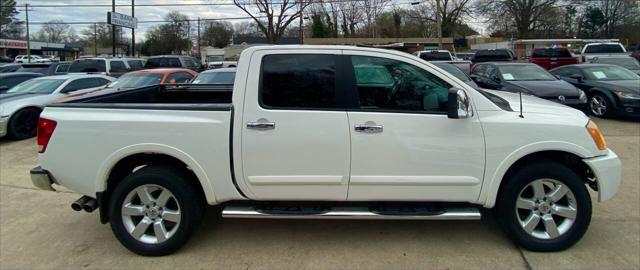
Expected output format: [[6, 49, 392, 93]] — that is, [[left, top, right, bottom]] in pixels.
[[478, 140, 593, 208], [587, 88, 619, 109], [95, 143, 218, 204]]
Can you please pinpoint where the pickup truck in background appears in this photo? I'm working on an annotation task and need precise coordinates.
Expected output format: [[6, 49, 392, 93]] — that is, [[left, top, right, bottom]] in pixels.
[[470, 49, 518, 67], [31, 45, 621, 256], [529, 47, 578, 70], [415, 50, 472, 74], [580, 42, 627, 63]]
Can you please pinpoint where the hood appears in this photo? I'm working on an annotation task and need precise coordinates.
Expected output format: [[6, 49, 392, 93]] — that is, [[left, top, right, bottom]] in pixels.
[[484, 89, 586, 117], [505, 80, 581, 97], [591, 80, 640, 94]]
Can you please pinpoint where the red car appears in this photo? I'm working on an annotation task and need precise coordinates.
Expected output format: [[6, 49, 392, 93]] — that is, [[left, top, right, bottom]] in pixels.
[[529, 47, 578, 70], [56, 68, 198, 103]]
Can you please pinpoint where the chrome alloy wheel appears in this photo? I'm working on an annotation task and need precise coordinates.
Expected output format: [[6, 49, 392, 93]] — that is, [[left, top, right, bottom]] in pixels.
[[515, 179, 577, 240], [121, 184, 181, 244], [590, 95, 607, 116]]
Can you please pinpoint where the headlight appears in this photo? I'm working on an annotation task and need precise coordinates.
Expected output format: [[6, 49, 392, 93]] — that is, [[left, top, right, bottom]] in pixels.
[[614, 91, 640, 100], [586, 120, 607, 150], [579, 90, 587, 101]]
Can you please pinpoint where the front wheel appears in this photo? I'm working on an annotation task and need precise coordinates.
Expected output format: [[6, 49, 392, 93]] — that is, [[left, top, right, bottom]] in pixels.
[[495, 161, 592, 251], [8, 108, 40, 139], [108, 165, 204, 256], [589, 94, 612, 118]]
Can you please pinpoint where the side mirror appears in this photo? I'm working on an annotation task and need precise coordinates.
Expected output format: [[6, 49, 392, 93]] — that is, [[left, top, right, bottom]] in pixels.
[[569, 75, 584, 83], [448, 88, 473, 119]]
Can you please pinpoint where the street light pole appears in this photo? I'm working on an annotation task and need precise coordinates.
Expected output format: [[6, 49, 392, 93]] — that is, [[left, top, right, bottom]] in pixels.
[[112, 0, 116, 56], [436, 0, 442, 49], [131, 0, 135, 56], [25, 4, 31, 63], [299, 0, 304, 44]]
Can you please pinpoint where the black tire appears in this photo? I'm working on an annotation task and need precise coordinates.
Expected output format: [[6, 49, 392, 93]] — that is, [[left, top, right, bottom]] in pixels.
[[8, 108, 40, 139], [588, 93, 612, 118], [108, 165, 205, 256], [495, 161, 592, 251]]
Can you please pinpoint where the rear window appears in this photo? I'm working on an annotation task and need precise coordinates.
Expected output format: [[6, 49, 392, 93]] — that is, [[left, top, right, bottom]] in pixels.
[[69, 59, 106, 72], [145, 57, 182, 68], [127, 60, 144, 69], [474, 50, 512, 59], [419, 51, 452, 61], [532, 48, 572, 58], [584, 44, 625, 54]]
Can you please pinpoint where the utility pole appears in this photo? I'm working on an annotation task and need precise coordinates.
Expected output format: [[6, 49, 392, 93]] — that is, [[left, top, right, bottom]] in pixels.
[[131, 0, 135, 56], [299, 0, 304, 44], [25, 4, 31, 63], [112, 0, 116, 56], [197, 17, 201, 58], [94, 23, 98, 56], [436, 0, 442, 49]]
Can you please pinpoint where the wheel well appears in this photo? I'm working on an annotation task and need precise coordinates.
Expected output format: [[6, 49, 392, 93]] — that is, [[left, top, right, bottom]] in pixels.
[[98, 153, 206, 224], [11, 106, 42, 119], [497, 151, 595, 200]]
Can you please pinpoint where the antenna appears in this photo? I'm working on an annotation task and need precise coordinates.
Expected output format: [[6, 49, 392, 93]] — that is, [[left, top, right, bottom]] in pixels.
[[519, 91, 524, 118]]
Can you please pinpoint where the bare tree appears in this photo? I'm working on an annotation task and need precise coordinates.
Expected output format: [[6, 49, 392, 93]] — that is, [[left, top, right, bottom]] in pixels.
[[362, 0, 391, 37], [34, 20, 70, 43], [477, 0, 558, 38], [233, 0, 312, 43]]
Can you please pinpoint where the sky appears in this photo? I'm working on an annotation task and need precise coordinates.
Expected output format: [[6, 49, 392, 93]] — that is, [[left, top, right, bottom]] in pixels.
[[14, 0, 488, 43]]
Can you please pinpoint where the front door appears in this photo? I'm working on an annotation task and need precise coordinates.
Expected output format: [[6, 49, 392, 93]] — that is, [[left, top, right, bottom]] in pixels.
[[343, 50, 486, 201], [241, 51, 351, 200]]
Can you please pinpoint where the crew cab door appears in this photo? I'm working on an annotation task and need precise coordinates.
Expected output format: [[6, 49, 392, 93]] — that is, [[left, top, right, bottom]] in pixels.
[[240, 50, 351, 200], [342, 50, 486, 201]]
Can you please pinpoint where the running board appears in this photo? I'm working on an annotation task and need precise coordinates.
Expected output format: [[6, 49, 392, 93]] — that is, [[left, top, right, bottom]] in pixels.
[[222, 206, 481, 220]]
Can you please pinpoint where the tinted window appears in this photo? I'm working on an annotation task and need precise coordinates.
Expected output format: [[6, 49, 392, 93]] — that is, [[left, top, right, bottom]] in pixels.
[[261, 54, 336, 109], [552, 67, 582, 78], [127, 60, 144, 70], [55, 63, 70, 73], [498, 65, 556, 81], [108, 73, 163, 88], [350, 55, 451, 113], [485, 65, 498, 79], [166, 72, 194, 83], [419, 51, 452, 61], [96, 78, 111, 86], [145, 57, 182, 68], [433, 63, 470, 82], [192, 71, 236, 84], [17, 66, 49, 74], [8, 79, 66, 94], [110, 61, 128, 72], [0, 65, 21, 72], [532, 48, 572, 58], [61, 78, 100, 93], [471, 64, 487, 76], [474, 50, 512, 59], [584, 44, 625, 54], [69, 59, 106, 72]]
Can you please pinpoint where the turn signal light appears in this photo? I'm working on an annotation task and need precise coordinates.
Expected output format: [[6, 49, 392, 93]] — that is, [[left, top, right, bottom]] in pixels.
[[586, 120, 606, 150], [37, 118, 57, 153]]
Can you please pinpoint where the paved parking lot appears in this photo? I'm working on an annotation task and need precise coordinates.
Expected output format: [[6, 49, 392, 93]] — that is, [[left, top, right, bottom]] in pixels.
[[0, 118, 638, 270]]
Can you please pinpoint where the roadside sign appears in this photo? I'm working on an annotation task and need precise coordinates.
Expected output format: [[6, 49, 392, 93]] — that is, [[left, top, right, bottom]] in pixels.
[[107, 12, 137, 29]]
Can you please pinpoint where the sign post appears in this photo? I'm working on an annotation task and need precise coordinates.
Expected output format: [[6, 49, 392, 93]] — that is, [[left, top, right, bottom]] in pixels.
[[107, 11, 138, 56]]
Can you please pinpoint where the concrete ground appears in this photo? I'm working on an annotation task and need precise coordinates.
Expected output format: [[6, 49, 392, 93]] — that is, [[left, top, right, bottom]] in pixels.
[[0, 118, 638, 270]]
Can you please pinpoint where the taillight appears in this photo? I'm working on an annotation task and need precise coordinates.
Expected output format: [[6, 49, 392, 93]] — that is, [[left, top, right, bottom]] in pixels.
[[37, 118, 57, 153]]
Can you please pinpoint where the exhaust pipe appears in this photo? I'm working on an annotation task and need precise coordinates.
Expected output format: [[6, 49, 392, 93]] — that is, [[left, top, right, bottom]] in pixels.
[[83, 198, 98, 213], [71, 196, 91, 211]]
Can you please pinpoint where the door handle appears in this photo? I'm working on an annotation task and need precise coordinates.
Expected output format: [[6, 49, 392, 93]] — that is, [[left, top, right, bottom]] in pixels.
[[247, 121, 275, 130], [355, 124, 383, 133]]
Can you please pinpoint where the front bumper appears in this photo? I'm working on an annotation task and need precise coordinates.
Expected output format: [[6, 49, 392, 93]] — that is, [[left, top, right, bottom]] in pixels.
[[0, 116, 9, 137], [30, 166, 56, 191], [616, 98, 640, 117], [583, 149, 622, 202]]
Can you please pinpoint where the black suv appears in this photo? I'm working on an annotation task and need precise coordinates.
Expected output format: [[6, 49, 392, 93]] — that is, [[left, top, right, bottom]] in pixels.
[[144, 55, 204, 72]]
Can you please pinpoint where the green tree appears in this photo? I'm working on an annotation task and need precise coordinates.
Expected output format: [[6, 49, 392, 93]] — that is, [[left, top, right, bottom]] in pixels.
[[581, 6, 606, 38], [0, 0, 24, 39], [202, 21, 234, 48], [311, 14, 328, 38]]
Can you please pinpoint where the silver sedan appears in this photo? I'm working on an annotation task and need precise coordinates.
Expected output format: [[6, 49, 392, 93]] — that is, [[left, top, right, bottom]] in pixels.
[[0, 74, 114, 139]]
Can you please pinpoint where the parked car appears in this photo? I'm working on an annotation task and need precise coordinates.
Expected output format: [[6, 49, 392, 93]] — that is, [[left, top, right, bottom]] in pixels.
[[455, 52, 475, 60], [0, 72, 44, 93], [471, 49, 517, 65], [550, 64, 640, 118], [470, 63, 587, 110], [56, 68, 199, 102], [13, 55, 50, 63], [415, 50, 472, 74], [529, 47, 578, 70], [580, 42, 627, 63], [191, 67, 236, 84], [0, 74, 114, 139], [68, 58, 131, 77], [124, 58, 147, 71], [631, 44, 640, 61], [432, 62, 477, 87], [0, 63, 22, 73], [32, 45, 620, 256], [589, 56, 640, 75], [0, 56, 12, 63], [144, 55, 204, 72], [17, 62, 71, 76]]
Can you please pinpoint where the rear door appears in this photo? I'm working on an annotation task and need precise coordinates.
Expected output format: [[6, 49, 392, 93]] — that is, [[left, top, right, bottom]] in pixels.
[[342, 50, 485, 201], [240, 50, 351, 200]]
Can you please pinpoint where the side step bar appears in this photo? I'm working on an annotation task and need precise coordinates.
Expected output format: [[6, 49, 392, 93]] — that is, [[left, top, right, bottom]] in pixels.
[[222, 206, 481, 220]]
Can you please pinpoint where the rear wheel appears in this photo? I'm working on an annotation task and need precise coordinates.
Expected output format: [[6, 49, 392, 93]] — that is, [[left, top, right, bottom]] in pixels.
[[108, 165, 205, 256], [496, 161, 592, 251], [589, 94, 612, 117], [8, 108, 40, 139]]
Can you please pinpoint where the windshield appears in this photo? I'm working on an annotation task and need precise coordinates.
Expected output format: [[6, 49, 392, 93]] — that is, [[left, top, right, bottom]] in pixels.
[[419, 51, 451, 61], [7, 79, 66, 94], [434, 63, 470, 82], [192, 71, 235, 84], [583, 66, 639, 80], [584, 44, 624, 54], [68, 59, 106, 72], [206, 55, 224, 62], [498, 65, 556, 81], [474, 50, 511, 59], [108, 73, 164, 88], [594, 58, 640, 70]]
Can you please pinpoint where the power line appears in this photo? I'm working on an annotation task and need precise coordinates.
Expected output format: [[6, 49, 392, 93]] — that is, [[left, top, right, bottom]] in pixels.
[[9, 0, 367, 8], [27, 16, 269, 25]]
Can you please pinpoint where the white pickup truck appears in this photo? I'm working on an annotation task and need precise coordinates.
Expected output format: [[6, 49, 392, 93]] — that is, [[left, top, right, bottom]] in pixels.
[[31, 45, 621, 256], [580, 42, 628, 62]]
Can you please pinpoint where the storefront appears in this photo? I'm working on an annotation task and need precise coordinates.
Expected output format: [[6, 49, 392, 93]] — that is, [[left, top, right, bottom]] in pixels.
[[1, 38, 83, 61]]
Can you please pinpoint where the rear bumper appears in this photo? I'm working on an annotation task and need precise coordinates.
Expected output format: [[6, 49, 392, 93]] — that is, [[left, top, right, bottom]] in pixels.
[[30, 166, 56, 191], [583, 150, 622, 202]]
